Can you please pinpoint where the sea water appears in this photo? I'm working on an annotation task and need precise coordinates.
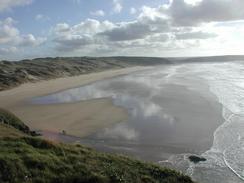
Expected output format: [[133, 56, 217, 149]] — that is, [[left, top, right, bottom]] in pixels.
[[163, 62, 244, 183]]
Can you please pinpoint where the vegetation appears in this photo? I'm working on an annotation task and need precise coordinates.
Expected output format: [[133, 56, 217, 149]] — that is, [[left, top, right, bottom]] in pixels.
[[0, 57, 170, 91], [0, 108, 38, 136], [1, 55, 243, 91], [0, 109, 194, 183]]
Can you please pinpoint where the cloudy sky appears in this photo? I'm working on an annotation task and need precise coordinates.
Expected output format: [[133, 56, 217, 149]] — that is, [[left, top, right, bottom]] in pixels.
[[0, 0, 244, 60]]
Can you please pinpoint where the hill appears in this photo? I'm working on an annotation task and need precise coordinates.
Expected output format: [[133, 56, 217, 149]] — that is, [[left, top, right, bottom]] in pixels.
[[1, 55, 244, 91], [0, 108, 194, 183], [0, 57, 170, 91]]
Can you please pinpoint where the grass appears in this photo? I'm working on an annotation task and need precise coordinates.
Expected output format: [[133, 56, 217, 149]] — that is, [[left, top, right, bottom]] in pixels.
[[0, 109, 195, 183], [0, 123, 26, 138]]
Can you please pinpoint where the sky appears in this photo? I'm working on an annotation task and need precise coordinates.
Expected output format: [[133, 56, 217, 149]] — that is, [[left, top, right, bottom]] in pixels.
[[0, 0, 244, 60]]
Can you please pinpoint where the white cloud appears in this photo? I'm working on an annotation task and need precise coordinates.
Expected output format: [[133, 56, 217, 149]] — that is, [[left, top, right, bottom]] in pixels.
[[35, 14, 50, 21], [112, 0, 122, 14], [0, 17, 46, 59], [45, 1, 244, 57], [52, 19, 115, 51], [0, 17, 45, 46], [99, 19, 169, 41], [130, 7, 137, 15], [184, 0, 202, 6], [36, 14, 43, 20], [52, 7, 171, 53], [54, 34, 94, 51], [175, 31, 217, 40], [0, 46, 18, 55], [139, 6, 167, 20], [54, 23, 70, 33], [0, 17, 19, 44], [3, 0, 244, 59], [18, 34, 46, 47], [52, 1, 235, 55], [0, 0, 32, 12], [165, 0, 244, 26], [90, 10, 105, 17], [99, 6, 170, 42]]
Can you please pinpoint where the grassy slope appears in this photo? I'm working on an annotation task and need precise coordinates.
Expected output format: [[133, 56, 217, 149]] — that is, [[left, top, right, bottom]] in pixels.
[[0, 124, 26, 138], [1, 55, 243, 91], [0, 109, 194, 183], [0, 108, 31, 134], [0, 57, 170, 91]]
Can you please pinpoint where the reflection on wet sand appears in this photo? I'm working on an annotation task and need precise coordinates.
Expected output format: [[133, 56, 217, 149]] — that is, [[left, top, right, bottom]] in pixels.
[[34, 66, 223, 162]]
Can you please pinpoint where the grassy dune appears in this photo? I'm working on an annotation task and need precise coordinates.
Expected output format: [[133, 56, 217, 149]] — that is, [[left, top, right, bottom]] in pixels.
[[0, 109, 194, 183], [0, 57, 170, 91]]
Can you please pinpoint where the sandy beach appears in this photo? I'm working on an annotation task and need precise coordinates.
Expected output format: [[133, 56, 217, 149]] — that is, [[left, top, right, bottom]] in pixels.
[[0, 66, 147, 137], [30, 64, 224, 163]]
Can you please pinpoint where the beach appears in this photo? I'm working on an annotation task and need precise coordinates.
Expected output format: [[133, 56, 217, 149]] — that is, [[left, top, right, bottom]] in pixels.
[[30, 64, 224, 162], [30, 62, 244, 183], [0, 66, 146, 137], [1, 62, 243, 183]]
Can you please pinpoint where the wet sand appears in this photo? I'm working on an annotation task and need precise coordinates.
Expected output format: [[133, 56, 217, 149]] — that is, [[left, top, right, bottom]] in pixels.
[[81, 83, 224, 162], [30, 65, 224, 163], [0, 64, 224, 162], [0, 67, 146, 137]]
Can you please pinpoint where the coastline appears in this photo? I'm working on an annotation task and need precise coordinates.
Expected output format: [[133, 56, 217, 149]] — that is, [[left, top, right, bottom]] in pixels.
[[82, 81, 225, 162], [1, 62, 238, 183], [33, 64, 225, 165], [0, 66, 148, 137], [159, 62, 244, 183]]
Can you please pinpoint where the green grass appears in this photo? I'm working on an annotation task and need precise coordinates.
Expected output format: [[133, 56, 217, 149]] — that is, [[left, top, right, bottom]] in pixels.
[[0, 109, 195, 183], [0, 137, 194, 183]]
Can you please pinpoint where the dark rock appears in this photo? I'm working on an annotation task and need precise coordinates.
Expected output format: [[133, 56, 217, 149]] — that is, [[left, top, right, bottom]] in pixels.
[[188, 155, 206, 163]]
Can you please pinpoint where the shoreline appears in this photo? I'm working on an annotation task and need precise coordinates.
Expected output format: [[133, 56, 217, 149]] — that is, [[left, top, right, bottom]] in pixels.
[[34, 64, 225, 164], [159, 62, 244, 183], [0, 66, 148, 137]]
